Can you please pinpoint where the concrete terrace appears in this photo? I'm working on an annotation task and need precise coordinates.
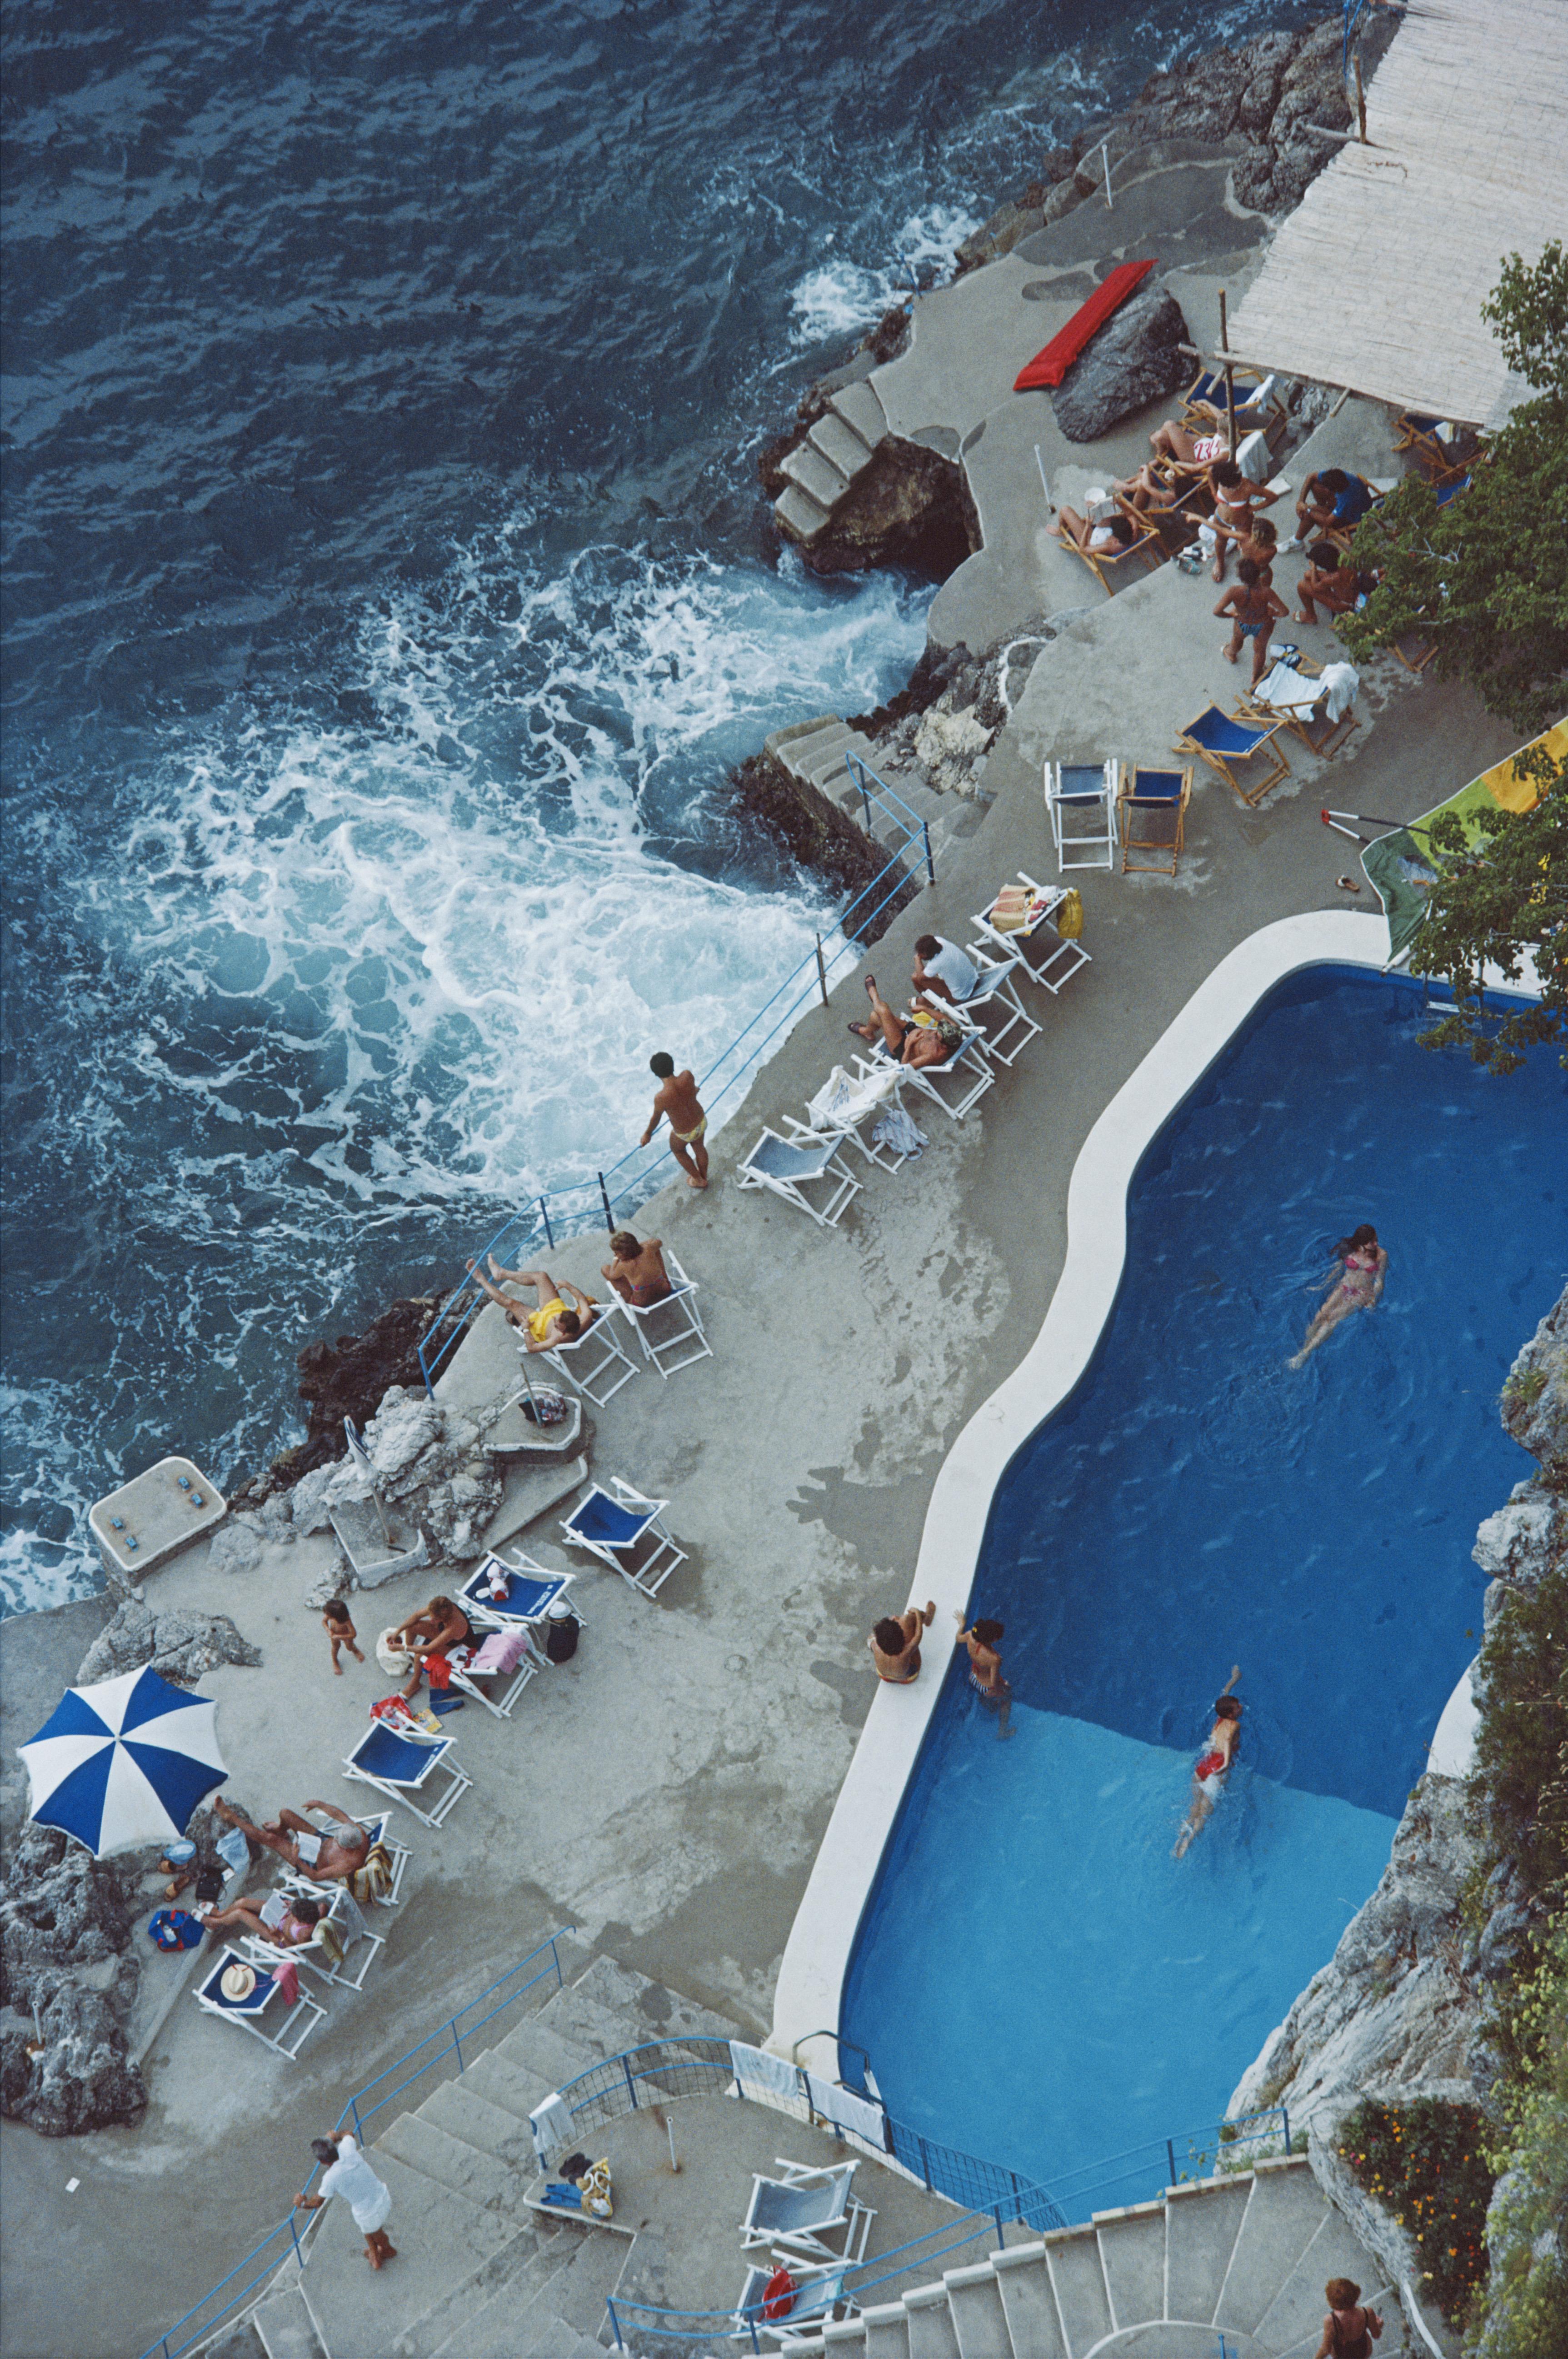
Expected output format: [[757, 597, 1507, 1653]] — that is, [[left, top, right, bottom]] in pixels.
[[0, 147, 1521, 2359]]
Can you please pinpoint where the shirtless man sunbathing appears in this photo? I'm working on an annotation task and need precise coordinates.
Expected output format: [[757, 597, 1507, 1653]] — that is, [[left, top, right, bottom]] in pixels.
[[846, 974, 961, 1067], [215, 1798, 369, 1882]]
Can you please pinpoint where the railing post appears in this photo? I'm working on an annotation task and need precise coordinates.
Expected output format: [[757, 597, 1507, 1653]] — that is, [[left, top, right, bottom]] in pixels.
[[290, 2213, 305, 2269], [1166, 2138, 1177, 2187], [622, 2053, 639, 2110], [854, 760, 872, 834], [539, 1196, 554, 1249], [451, 2018, 464, 2072], [814, 932, 829, 1009], [1282, 2104, 1291, 2153], [418, 1344, 435, 1403], [993, 2205, 1006, 2251], [922, 820, 935, 887], [350, 2097, 363, 2139], [551, 1936, 563, 1987], [750, 2313, 762, 2354], [598, 1172, 614, 1234], [606, 2295, 621, 2350], [918, 2134, 933, 2193]]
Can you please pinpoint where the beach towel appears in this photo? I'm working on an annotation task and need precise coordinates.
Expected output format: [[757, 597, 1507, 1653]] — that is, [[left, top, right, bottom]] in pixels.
[[1013, 259, 1155, 391], [870, 1107, 926, 1159], [273, 1958, 300, 2005], [1318, 662, 1360, 722], [470, 1628, 530, 1674]]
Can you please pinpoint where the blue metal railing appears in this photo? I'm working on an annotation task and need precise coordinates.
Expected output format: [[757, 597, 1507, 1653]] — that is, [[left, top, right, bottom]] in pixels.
[[136, 1930, 574, 2359], [415, 758, 933, 1396]]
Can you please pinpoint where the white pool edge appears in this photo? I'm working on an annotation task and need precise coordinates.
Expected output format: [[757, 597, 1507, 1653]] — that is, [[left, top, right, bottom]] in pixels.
[[769, 911, 1518, 2068]]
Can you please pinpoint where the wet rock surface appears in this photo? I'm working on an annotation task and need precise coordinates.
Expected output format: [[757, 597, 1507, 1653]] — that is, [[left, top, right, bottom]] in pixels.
[[727, 750, 903, 922], [1050, 280, 1191, 443], [790, 436, 979, 581], [285, 1383, 509, 1574]]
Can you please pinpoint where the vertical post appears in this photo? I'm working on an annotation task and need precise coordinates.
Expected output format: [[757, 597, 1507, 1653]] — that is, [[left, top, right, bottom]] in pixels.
[[855, 761, 872, 834], [918, 2134, 933, 2193], [350, 2097, 363, 2139], [598, 1172, 614, 1234], [922, 821, 935, 887], [1218, 289, 1237, 456], [539, 1196, 554, 1249], [749, 2315, 762, 2355], [1167, 2138, 1177, 2187], [606, 2296, 621, 2351], [451, 2019, 464, 2072], [993, 2205, 1007, 2252], [1282, 2104, 1291, 2154], [290, 2213, 304, 2269], [550, 1936, 563, 1988], [1354, 53, 1367, 141], [1102, 139, 1113, 210], [814, 932, 829, 1009], [622, 2053, 639, 2110]]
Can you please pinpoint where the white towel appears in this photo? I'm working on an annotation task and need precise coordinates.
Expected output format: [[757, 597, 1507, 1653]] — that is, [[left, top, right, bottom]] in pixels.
[[804, 2071, 888, 2150], [528, 2091, 575, 2167], [729, 2041, 803, 2104], [1319, 661, 1361, 722], [1236, 429, 1270, 483]]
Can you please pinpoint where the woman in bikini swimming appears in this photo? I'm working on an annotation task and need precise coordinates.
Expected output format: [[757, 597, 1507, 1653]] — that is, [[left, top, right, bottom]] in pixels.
[[1174, 1668, 1242, 1857], [1291, 1224, 1388, 1367]]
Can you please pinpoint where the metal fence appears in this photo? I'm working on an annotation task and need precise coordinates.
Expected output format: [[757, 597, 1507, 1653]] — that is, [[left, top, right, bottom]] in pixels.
[[415, 757, 932, 1396]]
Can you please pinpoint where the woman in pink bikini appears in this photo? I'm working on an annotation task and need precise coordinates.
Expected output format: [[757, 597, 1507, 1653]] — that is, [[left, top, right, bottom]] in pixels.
[[1291, 1224, 1388, 1367]]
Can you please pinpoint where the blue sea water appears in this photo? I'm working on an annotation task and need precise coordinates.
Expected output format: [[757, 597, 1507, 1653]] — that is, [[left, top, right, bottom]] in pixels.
[[843, 970, 1568, 2194], [1, 0, 1316, 1609]]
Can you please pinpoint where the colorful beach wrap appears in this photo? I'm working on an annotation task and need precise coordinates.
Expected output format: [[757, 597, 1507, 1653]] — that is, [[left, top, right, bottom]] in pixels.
[[1362, 720, 1567, 961]]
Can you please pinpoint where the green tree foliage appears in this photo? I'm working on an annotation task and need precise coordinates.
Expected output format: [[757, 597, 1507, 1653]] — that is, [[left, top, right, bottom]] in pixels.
[[1473, 1915, 1568, 2359], [1409, 749, 1567, 1073], [1340, 243, 1568, 736], [1337, 2096, 1493, 2324]]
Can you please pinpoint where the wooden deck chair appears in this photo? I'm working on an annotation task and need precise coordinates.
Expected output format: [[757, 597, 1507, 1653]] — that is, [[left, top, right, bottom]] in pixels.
[[1118, 766, 1191, 876], [1392, 412, 1473, 487], [1238, 656, 1359, 761], [1059, 506, 1162, 595], [1174, 705, 1290, 806], [1180, 368, 1286, 449], [1114, 482, 1208, 563]]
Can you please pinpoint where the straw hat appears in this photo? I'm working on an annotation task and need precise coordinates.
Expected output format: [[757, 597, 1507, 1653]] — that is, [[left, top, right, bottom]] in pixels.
[[220, 1962, 257, 2002]]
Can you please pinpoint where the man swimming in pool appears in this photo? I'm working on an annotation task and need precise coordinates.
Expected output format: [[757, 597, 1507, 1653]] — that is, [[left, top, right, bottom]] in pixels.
[[1174, 1667, 1242, 1858], [642, 1052, 709, 1190], [1291, 1224, 1388, 1367]]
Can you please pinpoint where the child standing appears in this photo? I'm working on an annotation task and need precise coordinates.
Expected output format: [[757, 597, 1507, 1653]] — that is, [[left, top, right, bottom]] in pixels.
[[1215, 557, 1288, 683], [323, 1598, 364, 1676]]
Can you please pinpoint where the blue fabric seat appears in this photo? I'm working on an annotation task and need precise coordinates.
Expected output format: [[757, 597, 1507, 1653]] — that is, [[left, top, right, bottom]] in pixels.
[[1174, 704, 1290, 806], [193, 1946, 326, 2059], [560, 1477, 687, 1600], [343, 1720, 472, 1828]]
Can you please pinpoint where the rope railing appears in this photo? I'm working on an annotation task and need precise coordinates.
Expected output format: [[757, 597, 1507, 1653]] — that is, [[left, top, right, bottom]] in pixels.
[[414, 759, 933, 1395]]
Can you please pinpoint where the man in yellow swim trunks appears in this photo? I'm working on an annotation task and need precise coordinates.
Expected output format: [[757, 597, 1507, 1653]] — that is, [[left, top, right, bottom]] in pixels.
[[641, 1052, 709, 1191], [464, 1257, 598, 1351]]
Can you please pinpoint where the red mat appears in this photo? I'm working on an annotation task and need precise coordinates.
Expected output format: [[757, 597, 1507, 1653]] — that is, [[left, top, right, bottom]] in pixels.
[[1013, 258, 1156, 391]]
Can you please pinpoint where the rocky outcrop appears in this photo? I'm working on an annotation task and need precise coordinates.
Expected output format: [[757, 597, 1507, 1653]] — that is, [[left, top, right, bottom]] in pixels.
[[0, 1826, 145, 2135], [1498, 1288, 1566, 1483], [230, 1288, 459, 1499], [784, 435, 979, 581], [76, 1601, 262, 1688], [281, 1384, 510, 1577], [727, 750, 896, 912], [850, 630, 1046, 803], [1051, 280, 1191, 444]]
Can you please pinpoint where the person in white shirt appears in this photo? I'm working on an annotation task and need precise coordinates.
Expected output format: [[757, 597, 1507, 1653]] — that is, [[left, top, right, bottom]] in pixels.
[[912, 934, 978, 1007], [295, 2131, 396, 2269]]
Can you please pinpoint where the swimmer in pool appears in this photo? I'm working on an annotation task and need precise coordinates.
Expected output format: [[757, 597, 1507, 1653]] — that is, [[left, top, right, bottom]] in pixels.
[[1290, 1225, 1388, 1367], [1174, 1667, 1242, 1858]]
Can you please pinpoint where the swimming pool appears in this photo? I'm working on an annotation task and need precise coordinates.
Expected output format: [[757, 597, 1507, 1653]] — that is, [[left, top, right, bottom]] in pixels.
[[841, 966, 1566, 2193]]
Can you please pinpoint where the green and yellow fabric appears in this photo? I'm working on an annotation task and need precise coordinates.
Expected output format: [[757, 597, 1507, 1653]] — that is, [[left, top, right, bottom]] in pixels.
[[1363, 720, 1568, 960]]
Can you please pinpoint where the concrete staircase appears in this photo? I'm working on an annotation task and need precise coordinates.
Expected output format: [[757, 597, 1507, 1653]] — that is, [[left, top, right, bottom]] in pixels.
[[782, 2156, 1403, 2359], [763, 716, 974, 878], [240, 1943, 741, 2359], [774, 379, 890, 548]]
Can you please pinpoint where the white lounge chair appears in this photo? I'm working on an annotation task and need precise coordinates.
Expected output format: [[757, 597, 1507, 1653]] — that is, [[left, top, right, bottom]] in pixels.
[[860, 1023, 994, 1122], [239, 1885, 385, 1993], [799, 1063, 910, 1174], [996, 869, 1092, 997], [737, 1129, 862, 1229], [534, 1312, 639, 1408], [561, 1476, 687, 1600], [732, 2258, 857, 2345], [447, 1625, 546, 1719], [281, 1809, 412, 1911], [342, 1721, 472, 1828], [739, 2160, 874, 2264], [615, 1247, 712, 1380], [194, 1948, 326, 2060], [1044, 760, 1118, 871], [943, 948, 1042, 1067]]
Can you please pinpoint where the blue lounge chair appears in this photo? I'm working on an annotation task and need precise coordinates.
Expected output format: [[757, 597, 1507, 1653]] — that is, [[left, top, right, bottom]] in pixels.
[[737, 1130, 862, 1229], [194, 1948, 326, 2060], [561, 1477, 687, 1600], [732, 2258, 857, 2345], [1119, 766, 1192, 876], [739, 2160, 874, 2263], [460, 1554, 576, 1631], [342, 1721, 472, 1828], [1174, 705, 1290, 806]]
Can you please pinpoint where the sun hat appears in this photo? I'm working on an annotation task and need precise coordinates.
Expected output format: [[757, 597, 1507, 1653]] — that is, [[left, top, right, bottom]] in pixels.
[[220, 1962, 257, 2002]]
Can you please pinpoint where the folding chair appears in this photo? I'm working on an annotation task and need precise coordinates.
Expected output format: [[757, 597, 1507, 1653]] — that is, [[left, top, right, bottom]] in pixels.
[[1118, 766, 1192, 876], [974, 871, 1091, 997], [1059, 506, 1162, 595], [195, 1949, 327, 2060], [737, 1129, 861, 1229], [1393, 413, 1473, 487], [1179, 368, 1286, 449], [279, 1811, 412, 1914], [946, 948, 1042, 1067], [460, 1555, 577, 1633], [798, 1063, 911, 1175], [1239, 657, 1359, 761], [739, 2161, 875, 2264], [536, 1311, 638, 1408], [614, 1247, 712, 1379], [1323, 476, 1387, 555], [342, 1721, 472, 1828], [240, 1885, 385, 1993], [733, 2259, 857, 2346], [446, 1625, 545, 1719], [860, 1025, 994, 1122], [1044, 761, 1117, 872], [1174, 704, 1290, 806], [561, 1476, 687, 1600]]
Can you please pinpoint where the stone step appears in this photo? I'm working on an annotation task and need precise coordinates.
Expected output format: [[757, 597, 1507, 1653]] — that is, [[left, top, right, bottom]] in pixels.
[[396, 2229, 545, 2359], [378, 2110, 533, 2215], [765, 712, 843, 758], [514, 2319, 610, 2359], [1094, 2200, 1165, 2331], [1164, 2175, 1251, 2325], [830, 380, 889, 451], [772, 719, 852, 773], [425, 2236, 576, 2359], [253, 2283, 327, 2359], [941, 2261, 1013, 2359], [416, 2077, 538, 2168], [904, 2280, 960, 2359], [776, 483, 833, 545], [809, 411, 879, 485], [296, 2148, 513, 2359], [494, 2017, 601, 2095], [1253, 2214, 1387, 2357], [461, 2046, 558, 2129], [1213, 2160, 1328, 2335], [537, 1984, 655, 2062], [534, 2222, 633, 2334], [1043, 2224, 1113, 2357], [566, 1950, 740, 2042], [991, 2243, 1067, 2359], [860, 2301, 912, 2358], [1267, 2280, 1396, 2359], [780, 439, 851, 510]]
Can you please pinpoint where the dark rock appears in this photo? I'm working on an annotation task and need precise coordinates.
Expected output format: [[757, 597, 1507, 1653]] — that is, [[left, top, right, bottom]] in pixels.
[[0, 1979, 146, 2135], [76, 1601, 262, 1688], [1051, 282, 1190, 443], [231, 1289, 459, 1497], [725, 753, 914, 942], [797, 436, 978, 581]]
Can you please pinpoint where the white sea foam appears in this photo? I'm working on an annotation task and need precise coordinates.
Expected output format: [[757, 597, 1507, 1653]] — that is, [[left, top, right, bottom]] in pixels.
[[788, 203, 980, 346]]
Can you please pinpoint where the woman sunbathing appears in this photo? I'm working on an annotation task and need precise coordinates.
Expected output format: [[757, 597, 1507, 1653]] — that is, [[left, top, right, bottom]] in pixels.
[[202, 1892, 325, 1949], [848, 975, 962, 1068], [466, 1259, 599, 1352], [1148, 419, 1230, 471], [1049, 504, 1139, 560]]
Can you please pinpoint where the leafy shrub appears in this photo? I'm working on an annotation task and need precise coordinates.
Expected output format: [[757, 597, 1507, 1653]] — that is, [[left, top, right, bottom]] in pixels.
[[1338, 2097, 1493, 2322], [1473, 1913, 1568, 2359]]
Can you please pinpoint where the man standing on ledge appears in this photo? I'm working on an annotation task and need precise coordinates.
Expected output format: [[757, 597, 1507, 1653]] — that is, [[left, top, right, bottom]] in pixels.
[[642, 1052, 709, 1190]]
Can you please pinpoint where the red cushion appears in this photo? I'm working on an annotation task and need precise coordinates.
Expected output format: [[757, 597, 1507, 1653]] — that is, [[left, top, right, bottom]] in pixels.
[[1014, 260, 1156, 391], [762, 2266, 796, 2320]]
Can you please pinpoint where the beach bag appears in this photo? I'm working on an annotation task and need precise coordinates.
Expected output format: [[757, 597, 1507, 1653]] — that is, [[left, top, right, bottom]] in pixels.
[[1056, 888, 1084, 940], [544, 1613, 580, 1665], [148, 1908, 203, 1952], [376, 1628, 414, 1677], [575, 2159, 613, 2219], [762, 2267, 796, 2321], [370, 1694, 422, 1735]]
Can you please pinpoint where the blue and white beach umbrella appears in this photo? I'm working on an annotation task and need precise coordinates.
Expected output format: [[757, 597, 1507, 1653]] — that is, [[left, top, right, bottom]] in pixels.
[[17, 1666, 228, 1857]]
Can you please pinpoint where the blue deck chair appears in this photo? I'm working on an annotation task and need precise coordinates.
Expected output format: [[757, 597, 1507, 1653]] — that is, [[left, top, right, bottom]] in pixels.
[[739, 2160, 874, 2263], [737, 1130, 862, 1230], [561, 1476, 687, 1600], [460, 1554, 576, 1632], [194, 1948, 326, 2060], [238, 1886, 385, 1992], [614, 1247, 713, 1380], [732, 2258, 856, 2344], [1174, 705, 1290, 806], [342, 1721, 472, 1828], [1119, 765, 1192, 876]]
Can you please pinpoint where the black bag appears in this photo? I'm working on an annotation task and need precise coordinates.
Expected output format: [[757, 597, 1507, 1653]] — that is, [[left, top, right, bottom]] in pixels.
[[544, 1614, 579, 1664], [557, 2151, 589, 2183], [194, 1864, 224, 1904]]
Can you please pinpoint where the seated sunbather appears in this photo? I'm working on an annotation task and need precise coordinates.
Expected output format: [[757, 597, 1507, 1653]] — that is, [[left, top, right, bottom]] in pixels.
[[214, 1798, 370, 1882], [390, 1594, 474, 1699], [1294, 467, 1374, 541], [847, 975, 962, 1068], [202, 1892, 325, 1949], [1049, 504, 1139, 560], [600, 1230, 672, 1308], [1148, 419, 1230, 471], [465, 1258, 599, 1352], [1296, 541, 1370, 626], [1113, 461, 1205, 516], [911, 934, 978, 1007]]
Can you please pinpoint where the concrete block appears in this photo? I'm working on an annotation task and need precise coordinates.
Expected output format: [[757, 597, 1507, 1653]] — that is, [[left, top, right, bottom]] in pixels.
[[494, 2018, 600, 2092], [90, 1455, 226, 1580], [775, 485, 833, 544], [1094, 2201, 1166, 2330], [1164, 2176, 1251, 2325], [461, 2047, 557, 2127], [298, 2149, 511, 2359], [481, 1452, 589, 1553], [378, 2111, 531, 2214], [1043, 2224, 1113, 2356], [780, 440, 849, 509], [537, 1984, 666, 2063], [861, 2301, 913, 2359], [903, 2282, 960, 2359], [1214, 2161, 1328, 2335], [1253, 2214, 1387, 2357], [991, 2243, 1068, 2358], [254, 2282, 328, 2359], [809, 411, 878, 483], [566, 1950, 740, 2041], [941, 2263, 1013, 2359], [830, 379, 889, 450]]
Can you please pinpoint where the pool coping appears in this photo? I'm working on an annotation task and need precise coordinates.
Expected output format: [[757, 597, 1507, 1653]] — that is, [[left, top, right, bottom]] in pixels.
[[768, 911, 1527, 2068]]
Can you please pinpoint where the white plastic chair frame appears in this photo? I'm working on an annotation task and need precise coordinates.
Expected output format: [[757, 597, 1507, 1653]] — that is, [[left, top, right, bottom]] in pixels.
[[944, 949, 1042, 1067], [239, 1887, 385, 1993], [195, 1948, 327, 2060], [447, 1628, 547, 1720], [1044, 759, 1119, 872], [736, 1128, 863, 1229], [859, 1023, 994, 1123], [797, 1066, 911, 1175], [536, 1309, 639, 1407], [282, 1810, 412, 1911], [614, 1247, 713, 1379], [1006, 869, 1092, 996]]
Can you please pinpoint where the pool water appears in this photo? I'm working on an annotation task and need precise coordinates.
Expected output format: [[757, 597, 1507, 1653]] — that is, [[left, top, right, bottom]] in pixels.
[[842, 968, 1567, 2193]]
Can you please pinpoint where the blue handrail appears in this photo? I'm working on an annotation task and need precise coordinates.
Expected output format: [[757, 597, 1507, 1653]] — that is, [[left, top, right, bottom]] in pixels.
[[415, 758, 932, 1395]]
